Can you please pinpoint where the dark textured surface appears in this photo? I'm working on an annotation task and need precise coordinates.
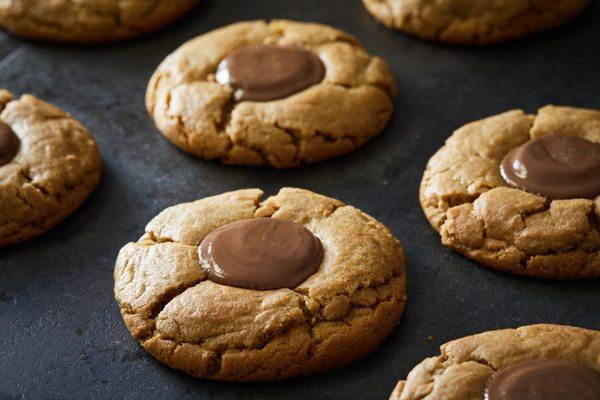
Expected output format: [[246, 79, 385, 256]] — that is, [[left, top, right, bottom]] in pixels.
[[1, 1, 600, 399]]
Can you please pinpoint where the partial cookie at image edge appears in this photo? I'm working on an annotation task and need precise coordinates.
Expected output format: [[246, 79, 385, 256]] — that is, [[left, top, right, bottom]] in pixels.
[[389, 324, 600, 400], [419, 105, 600, 279], [0, 0, 199, 44], [362, 0, 591, 45], [0, 89, 101, 247]]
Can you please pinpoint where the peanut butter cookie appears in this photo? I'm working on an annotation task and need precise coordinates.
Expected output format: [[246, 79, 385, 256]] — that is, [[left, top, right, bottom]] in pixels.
[[0, 89, 101, 247], [0, 0, 198, 44], [114, 188, 407, 380], [146, 20, 396, 168], [363, 0, 590, 45], [390, 324, 600, 400], [420, 106, 600, 279]]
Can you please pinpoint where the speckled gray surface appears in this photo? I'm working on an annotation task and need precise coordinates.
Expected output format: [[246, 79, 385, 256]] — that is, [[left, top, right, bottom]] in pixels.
[[1, 1, 599, 399]]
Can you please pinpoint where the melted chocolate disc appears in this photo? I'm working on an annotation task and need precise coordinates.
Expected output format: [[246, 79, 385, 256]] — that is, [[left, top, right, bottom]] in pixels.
[[0, 121, 19, 166], [500, 135, 600, 199], [485, 359, 600, 400], [215, 44, 325, 102], [198, 218, 323, 290]]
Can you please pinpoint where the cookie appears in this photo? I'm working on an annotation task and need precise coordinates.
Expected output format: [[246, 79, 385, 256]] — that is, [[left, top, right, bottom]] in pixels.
[[0, 89, 101, 247], [390, 324, 600, 400], [114, 188, 407, 380], [0, 0, 198, 44], [420, 106, 600, 279], [362, 0, 591, 45], [146, 20, 396, 168]]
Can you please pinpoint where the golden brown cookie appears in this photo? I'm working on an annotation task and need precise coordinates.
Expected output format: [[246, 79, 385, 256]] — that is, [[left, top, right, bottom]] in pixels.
[[390, 324, 600, 400], [146, 20, 396, 168], [420, 106, 600, 279], [114, 188, 407, 381], [0, 0, 199, 44], [0, 89, 101, 247], [362, 0, 591, 45]]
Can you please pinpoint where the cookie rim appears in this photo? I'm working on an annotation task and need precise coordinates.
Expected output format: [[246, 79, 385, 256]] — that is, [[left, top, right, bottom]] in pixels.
[[362, 0, 592, 45]]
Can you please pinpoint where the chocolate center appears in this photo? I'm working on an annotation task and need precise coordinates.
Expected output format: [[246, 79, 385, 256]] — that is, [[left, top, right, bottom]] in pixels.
[[0, 121, 19, 166], [198, 218, 323, 290], [500, 135, 600, 199], [485, 359, 600, 400], [215, 44, 325, 102]]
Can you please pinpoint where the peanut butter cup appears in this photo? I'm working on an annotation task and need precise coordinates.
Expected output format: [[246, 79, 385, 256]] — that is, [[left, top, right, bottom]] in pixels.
[[0, 120, 19, 166], [485, 359, 600, 400], [216, 44, 325, 102], [500, 135, 600, 199], [199, 218, 323, 290]]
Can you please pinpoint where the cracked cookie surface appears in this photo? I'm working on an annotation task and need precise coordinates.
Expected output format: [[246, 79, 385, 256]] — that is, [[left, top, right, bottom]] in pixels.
[[362, 0, 590, 45], [114, 188, 407, 380], [0, 89, 101, 247], [146, 20, 396, 168], [390, 324, 600, 400], [420, 106, 600, 279], [0, 0, 198, 44]]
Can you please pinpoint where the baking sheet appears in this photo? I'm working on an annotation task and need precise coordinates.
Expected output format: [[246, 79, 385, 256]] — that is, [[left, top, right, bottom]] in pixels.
[[1, 1, 599, 399]]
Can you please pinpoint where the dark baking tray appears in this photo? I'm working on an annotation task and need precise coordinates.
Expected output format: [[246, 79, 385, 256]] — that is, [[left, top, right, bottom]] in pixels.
[[1, 1, 599, 399]]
